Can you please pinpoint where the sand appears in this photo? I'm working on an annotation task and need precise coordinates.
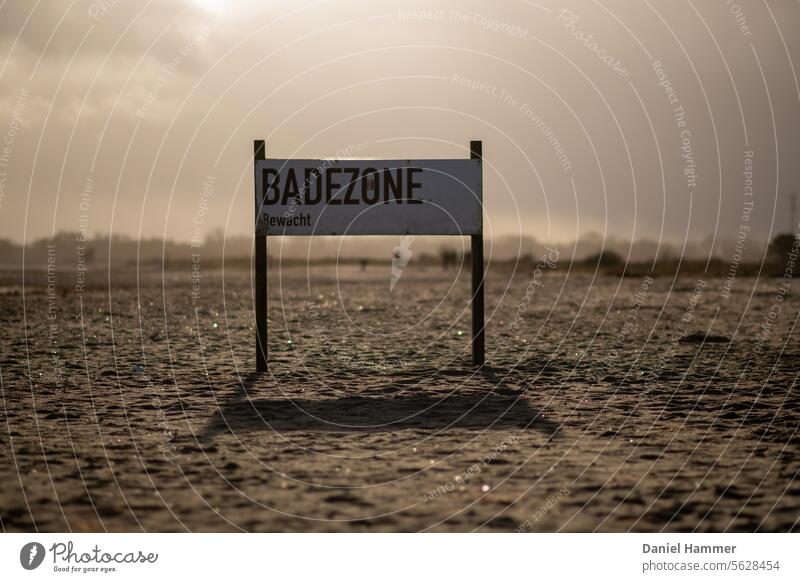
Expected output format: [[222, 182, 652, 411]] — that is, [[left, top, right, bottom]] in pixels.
[[0, 264, 798, 531]]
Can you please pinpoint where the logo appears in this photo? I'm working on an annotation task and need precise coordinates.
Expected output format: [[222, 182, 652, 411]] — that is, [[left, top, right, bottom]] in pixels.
[[20, 542, 46, 570], [390, 235, 414, 292]]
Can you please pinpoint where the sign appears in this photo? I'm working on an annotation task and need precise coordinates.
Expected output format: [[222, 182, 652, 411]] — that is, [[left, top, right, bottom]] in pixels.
[[253, 140, 485, 372], [255, 159, 482, 236]]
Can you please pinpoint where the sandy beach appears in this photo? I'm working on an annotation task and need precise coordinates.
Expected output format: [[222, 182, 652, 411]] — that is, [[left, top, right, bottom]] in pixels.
[[1, 265, 798, 532]]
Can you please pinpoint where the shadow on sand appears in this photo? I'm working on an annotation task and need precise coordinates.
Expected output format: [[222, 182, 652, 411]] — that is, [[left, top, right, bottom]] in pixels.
[[201, 368, 559, 439]]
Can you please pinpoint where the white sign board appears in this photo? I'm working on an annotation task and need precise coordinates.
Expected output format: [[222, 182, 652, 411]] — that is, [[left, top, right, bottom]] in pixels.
[[255, 159, 482, 236]]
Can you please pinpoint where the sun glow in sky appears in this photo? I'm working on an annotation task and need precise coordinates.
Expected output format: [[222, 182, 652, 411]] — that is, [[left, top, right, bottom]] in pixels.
[[192, 0, 228, 13]]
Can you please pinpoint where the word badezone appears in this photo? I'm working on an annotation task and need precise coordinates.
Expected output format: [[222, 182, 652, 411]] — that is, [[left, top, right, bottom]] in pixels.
[[260, 166, 425, 205]]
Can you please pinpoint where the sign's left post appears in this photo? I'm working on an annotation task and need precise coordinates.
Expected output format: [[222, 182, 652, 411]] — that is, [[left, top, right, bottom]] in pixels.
[[254, 139, 268, 372]]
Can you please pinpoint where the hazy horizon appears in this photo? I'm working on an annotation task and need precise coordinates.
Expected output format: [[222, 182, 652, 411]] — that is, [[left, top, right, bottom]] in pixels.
[[0, 227, 776, 265]]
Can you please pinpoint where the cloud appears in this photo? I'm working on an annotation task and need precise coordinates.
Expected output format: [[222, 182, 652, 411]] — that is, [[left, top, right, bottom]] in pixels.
[[0, 1, 219, 64], [0, 0, 798, 247]]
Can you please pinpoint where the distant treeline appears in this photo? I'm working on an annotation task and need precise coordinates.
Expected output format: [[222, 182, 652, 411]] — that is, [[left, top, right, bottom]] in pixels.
[[1, 228, 793, 272], [0, 230, 251, 270]]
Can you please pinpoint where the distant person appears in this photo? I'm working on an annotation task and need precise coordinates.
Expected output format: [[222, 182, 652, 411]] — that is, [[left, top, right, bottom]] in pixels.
[[439, 248, 457, 270]]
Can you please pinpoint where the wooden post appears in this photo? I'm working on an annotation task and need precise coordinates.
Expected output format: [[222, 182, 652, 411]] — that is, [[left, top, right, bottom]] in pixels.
[[470, 140, 485, 367], [254, 140, 268, 372]]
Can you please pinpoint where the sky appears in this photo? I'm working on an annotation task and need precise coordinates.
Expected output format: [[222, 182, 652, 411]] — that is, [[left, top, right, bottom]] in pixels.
[[0, 0, 798, 252]]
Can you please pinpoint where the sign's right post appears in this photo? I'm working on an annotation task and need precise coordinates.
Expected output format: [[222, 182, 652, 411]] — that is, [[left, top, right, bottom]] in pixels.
[[470, 140, 485, 367]]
